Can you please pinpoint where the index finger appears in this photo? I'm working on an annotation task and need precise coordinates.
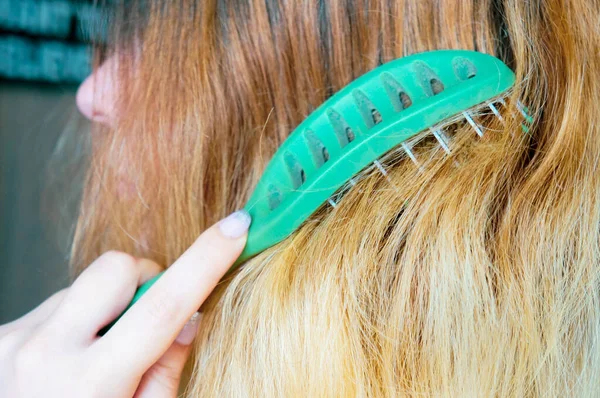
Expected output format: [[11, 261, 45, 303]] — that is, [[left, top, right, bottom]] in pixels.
[[92, 210, 251, 376]]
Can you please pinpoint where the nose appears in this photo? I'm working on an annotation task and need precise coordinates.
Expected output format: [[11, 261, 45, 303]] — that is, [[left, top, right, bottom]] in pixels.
[[76, 56, 117, 127]]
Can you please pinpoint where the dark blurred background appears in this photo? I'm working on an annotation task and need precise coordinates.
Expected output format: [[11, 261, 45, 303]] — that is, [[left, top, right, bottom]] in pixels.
[[1, 0, 107, 323]]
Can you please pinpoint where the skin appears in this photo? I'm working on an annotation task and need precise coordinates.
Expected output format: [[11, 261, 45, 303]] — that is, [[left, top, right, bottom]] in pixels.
[[76, 54, 118, 127], [0, 59, 250, 397]]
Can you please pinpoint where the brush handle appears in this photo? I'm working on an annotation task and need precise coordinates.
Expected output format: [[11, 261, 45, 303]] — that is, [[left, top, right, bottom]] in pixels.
[[98, 272, 164, 336], [97, 250, 250, 336]]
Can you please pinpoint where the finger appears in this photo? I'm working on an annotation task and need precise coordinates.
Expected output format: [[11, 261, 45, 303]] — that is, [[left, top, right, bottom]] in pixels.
[[94, 210, 250, 377], [137, 258, 165, 284], [133, 313, 201, 398], [46, 253, 163, 342], [0, 289, 69, 359], [0, 289, 68, 337]]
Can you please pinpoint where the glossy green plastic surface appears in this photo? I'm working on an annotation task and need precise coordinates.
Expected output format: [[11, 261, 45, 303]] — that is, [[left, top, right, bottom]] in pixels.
[[238, 50, 514, 263], [102, 50, 515, 333]]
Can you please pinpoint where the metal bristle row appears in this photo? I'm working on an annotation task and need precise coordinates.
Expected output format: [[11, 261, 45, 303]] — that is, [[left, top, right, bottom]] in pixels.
[[399, 97, 531, 161], [326, 98, 532, 208]]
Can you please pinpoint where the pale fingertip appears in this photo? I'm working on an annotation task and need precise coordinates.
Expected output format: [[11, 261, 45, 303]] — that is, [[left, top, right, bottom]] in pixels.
[[218, 210, 251, 239], [175, 312, 202, 345]]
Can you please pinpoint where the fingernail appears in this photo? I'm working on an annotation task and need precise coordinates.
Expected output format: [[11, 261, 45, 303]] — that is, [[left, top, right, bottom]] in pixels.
[[218, 210, 251, 239], [175, 312, 202, 345]]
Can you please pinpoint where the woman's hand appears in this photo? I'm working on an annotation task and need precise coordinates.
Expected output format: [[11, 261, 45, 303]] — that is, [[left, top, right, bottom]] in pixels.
[[0, 210, 251, 398]]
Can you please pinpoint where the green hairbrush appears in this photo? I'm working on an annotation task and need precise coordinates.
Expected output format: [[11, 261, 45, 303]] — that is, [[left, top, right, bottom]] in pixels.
[[100, 50, 521, 335]]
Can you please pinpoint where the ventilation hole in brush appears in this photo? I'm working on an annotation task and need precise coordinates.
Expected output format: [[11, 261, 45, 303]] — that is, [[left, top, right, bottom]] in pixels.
[[452, 57, 478, 81], [430, 78, 444, 95], [353, 89, 381, 129], [327, 109, 353, 147], [304, 129, 326, 168], [268, 184, 282, 210], [381, 72, 411, 112], [346, 127, 355, 142], [414, 61, 444, 97], [284, 151, 305, 189], [322, 146, 330, 162], [371, 108, 383, 125], [400, 92, 412, 109]]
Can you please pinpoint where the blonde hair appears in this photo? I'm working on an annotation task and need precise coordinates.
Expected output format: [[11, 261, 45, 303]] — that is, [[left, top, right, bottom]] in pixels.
[[72, 0, 600, 395]]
